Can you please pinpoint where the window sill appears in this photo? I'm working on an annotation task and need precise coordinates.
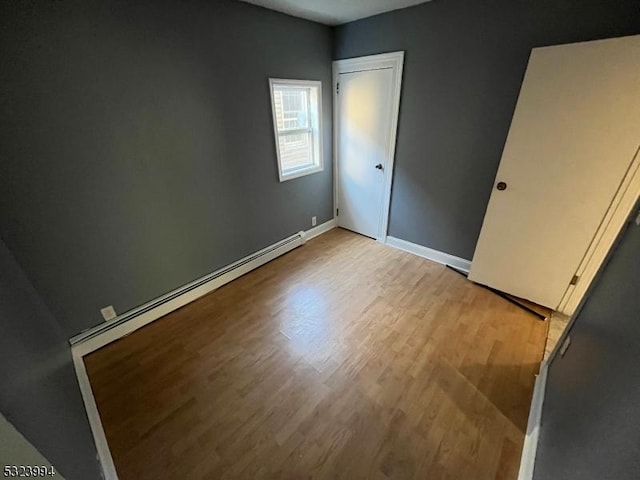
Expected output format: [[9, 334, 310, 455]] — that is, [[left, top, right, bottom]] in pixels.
[[279, 165, 324, 182]]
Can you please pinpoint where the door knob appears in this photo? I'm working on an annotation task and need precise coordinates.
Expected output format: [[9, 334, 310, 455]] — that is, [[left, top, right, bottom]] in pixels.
[[496, 181, 507, 191], [375, 163, 383, 170]]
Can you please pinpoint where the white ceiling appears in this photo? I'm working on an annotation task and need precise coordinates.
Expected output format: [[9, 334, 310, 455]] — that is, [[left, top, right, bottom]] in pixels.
[[239, 0, 432, 26]]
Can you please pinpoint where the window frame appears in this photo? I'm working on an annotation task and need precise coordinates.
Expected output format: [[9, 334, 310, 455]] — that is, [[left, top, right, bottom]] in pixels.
[[269, 78, 324, 182]]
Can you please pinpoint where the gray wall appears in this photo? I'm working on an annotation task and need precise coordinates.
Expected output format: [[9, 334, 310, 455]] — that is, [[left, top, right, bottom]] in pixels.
[[0, 0, 333, 337], [1, 413, 66, 480], [0, 238, 100, 479], [534, 207, 640, 480], [333, 0, 640, 260]]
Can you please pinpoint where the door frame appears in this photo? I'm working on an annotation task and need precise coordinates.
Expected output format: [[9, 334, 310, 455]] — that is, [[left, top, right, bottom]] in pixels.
[[557, 144, 640, 315], [332, 51, 404, 242]]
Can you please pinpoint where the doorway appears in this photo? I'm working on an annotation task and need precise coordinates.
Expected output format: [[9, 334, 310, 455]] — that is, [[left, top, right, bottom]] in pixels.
[[333, 52, 404, 241]]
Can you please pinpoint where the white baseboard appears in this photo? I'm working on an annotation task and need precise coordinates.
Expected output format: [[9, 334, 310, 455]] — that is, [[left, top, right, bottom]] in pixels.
[[385, 236, 472, 272], [303, 218, 337, 242], [72, 348, 118, 480], [70, 220, 336, 479], [517, 361, 549, 480]]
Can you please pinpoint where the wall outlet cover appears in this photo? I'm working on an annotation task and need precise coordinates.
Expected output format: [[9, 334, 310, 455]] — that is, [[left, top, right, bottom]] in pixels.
[[312, 216, 317, 227], [100, 305, 117, 321]]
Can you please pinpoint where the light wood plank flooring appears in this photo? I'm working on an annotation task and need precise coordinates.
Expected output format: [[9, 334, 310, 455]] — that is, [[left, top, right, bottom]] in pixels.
[[85, 228, 547, 480]]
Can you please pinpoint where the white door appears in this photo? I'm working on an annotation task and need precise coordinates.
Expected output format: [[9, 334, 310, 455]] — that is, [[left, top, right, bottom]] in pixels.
[[469, 35, 640, 309], [337, 68, 394, 239]]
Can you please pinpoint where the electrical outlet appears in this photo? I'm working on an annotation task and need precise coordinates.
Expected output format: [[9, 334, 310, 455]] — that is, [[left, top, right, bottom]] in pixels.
[[311, 216, 317, 227], [100, 305, 117, 322], [635, 211, 640, 226]]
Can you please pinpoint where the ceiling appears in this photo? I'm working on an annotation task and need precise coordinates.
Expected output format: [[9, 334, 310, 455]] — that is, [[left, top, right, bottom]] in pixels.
[[238, 0, 432, 26]]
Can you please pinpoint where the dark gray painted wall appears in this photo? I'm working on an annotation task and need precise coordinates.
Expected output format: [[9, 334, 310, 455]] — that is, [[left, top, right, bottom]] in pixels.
[[0, 0, 333, 337], [533, 207, 640, 480], [0, 237, 100, 479], [333, 0, 640, 259]]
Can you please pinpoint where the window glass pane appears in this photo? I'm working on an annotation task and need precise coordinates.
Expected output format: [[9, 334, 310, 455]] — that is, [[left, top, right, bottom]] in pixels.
[[275, 87, 309, 130], [278, 131, 313, 172]]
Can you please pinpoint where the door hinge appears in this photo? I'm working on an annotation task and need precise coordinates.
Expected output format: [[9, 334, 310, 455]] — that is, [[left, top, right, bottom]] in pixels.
[[570, 274, 579, 286], [336, 208, 339, 216], [336, 82, 339, 94]]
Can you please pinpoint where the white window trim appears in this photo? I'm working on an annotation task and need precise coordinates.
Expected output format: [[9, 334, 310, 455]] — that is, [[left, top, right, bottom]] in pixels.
[[269, 78, 324, 182]]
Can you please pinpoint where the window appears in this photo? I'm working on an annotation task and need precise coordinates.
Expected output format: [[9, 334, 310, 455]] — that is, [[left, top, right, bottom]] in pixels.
[[269, 79, 323, 181]]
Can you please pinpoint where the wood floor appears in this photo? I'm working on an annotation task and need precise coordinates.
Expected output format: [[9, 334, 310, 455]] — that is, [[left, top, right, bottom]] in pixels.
[[85, 228, 547, 480]]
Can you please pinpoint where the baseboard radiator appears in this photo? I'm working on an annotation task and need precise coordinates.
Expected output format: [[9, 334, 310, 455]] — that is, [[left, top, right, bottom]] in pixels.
[[70, 230, 307, 347]]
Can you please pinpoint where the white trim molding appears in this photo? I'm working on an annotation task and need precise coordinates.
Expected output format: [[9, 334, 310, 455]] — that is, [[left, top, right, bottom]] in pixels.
[[72, 348, 118, 480], [333, 51, 405, 242], [70, 220, 337, 479], [385, 236, 472, 272], [517, 361, 549, 480], [302, 218, 337, 242], [557, 144, 640, 315], [268, 78, 324, 182]]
